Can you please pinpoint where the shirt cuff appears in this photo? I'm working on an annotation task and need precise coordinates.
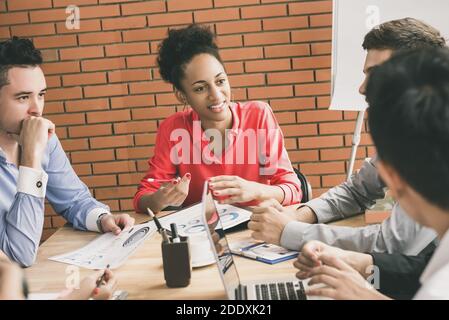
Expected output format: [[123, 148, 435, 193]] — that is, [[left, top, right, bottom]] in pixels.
[[17, 166, 48, 198], [303, 197, 336, 224], [85, 208, 111, 232], [280, 221, 310, 251]]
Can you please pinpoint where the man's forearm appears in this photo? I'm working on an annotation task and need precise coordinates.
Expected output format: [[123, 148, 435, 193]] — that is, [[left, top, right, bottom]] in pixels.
[[285, 205, 318, 224], [304, 158, 386, 223], [1, 193, 45, 267], [281, 221, 382, 252], [20, 152, 42, 170]]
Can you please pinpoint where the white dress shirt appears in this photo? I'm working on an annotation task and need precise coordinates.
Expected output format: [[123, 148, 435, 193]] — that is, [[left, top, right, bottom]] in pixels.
[[414, 229, 449, 299]]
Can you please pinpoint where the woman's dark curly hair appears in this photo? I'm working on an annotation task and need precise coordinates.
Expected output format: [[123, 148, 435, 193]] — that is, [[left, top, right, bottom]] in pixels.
[[157, 24, 224, 91], [0, 36, 42, 89]]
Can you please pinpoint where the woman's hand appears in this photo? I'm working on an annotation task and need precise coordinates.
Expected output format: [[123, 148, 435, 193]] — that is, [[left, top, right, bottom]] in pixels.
[[158, 173, 191, 206], [208, 175, 264, 204]]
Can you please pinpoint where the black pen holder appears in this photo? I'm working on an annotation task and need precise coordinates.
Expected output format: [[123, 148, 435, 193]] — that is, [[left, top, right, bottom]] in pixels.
[[161, 236, 191, 288]]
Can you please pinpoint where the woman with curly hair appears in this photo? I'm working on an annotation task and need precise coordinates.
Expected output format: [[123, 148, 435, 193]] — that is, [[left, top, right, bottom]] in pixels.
[[134, 24, 302, 214]]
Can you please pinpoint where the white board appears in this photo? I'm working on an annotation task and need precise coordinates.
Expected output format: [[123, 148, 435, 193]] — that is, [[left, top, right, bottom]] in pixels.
[[330, 0, 449, 111]]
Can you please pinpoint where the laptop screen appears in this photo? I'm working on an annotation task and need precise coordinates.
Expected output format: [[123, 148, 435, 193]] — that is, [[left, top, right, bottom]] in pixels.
[[202, 181, 240, 297]]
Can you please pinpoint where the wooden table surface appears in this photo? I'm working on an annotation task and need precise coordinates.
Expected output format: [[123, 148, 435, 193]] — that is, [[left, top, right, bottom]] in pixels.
[[25, 211, 366, 299]]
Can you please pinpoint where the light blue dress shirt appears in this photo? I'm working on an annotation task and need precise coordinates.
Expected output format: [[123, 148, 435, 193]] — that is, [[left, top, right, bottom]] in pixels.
[[0, 134, 109, 267]]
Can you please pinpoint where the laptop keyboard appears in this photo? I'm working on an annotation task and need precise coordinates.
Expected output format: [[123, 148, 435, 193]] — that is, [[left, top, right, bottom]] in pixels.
[[235, 281, 306, 300], [235, 284, 248, 300], [255, 281, 307, 300]]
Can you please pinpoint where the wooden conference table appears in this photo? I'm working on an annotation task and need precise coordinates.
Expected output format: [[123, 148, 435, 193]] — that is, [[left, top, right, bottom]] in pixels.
[[25, 209, 366, 299]]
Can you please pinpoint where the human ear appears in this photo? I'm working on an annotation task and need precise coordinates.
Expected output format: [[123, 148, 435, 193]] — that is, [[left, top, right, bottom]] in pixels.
[[377, 160, 407, 199], [174, 89, 187, 105]]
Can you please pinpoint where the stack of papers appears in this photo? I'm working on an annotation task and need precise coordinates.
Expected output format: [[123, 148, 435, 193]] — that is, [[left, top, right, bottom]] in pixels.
[[230, 238, 299, 264]]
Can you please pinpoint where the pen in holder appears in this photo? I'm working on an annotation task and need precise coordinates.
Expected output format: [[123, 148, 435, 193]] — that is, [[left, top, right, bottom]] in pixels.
[[161, 234, 191, 288], [147, 209, 191, 287]]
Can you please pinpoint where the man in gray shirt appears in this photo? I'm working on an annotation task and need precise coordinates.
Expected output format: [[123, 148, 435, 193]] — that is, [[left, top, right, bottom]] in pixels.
[[248, 18, 445, 255], [281, 157, 436, 254]]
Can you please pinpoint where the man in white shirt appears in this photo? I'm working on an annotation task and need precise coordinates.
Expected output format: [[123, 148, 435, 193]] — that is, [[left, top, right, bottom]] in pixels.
[[294, 47, 449, 300]]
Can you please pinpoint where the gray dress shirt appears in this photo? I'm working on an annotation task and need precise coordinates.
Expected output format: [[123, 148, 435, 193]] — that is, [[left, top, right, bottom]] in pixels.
[[280, 157, 437, 254]]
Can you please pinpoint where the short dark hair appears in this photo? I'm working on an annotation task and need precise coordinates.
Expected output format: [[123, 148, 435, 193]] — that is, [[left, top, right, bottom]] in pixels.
[[157, 24, 224, 91], [0, 36, 42, 89], [367, 48, 449, 210], [363, 18, 446, 51]]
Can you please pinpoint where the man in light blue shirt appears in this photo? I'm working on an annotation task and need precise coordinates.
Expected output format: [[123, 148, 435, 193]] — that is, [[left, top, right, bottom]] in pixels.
[[0, 37, 135, 267]]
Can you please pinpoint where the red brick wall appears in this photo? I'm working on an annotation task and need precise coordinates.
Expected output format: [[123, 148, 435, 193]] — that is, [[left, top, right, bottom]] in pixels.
[[0, 0, 373, 241]]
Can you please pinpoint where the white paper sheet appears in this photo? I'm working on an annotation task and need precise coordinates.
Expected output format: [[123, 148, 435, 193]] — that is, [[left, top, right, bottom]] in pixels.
[[159, 202, 251, 237], [49, 221, 157, 269]]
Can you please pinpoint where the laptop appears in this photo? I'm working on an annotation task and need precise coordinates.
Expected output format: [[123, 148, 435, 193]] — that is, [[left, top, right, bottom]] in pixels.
[[201, 181, 308, 300]]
